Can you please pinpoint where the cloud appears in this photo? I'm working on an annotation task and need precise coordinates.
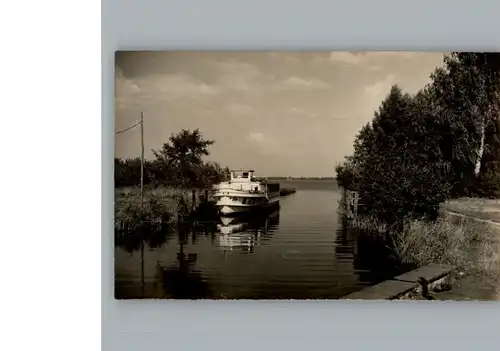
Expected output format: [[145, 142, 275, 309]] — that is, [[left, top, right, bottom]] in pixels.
[[153, 73, 220, 100], [115, 67, 142, 109], [328, 52, 364, 65], [275, 76, 330, 90], [226, 103, 253, 115], [246, 131, 288, 155], [115, 67, 141, 94], [328, 51, 418, 65], [311, 51, 420, 71], [363, 74, 397, 111], [211, 59, 330, 94], [248, 132, 265, 143], [268, 52, 300, 65], [114, 68, 221, 110], [213, 60, 266, 92], [289, 107, 317, 117]]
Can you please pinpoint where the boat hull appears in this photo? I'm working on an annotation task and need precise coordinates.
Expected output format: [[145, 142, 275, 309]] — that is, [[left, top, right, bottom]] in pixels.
[[215, 198, 279, 216], [213, 174, 280, 216]]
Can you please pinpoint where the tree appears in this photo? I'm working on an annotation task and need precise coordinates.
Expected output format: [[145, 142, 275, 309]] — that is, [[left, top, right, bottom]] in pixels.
[[152, 129, 215, 188], [427, 53, 500, 195], [336, 52, 500, 226], [115, 129, 229, 189]]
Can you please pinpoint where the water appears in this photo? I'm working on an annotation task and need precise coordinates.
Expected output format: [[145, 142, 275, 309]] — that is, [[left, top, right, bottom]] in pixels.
[[114, 180, 397, 299]]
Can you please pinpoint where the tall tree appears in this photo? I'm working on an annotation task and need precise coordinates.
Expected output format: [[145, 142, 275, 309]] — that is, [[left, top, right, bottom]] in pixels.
[[152, 129, 215, 188], [336, 52, 500, 225], [429, 53, 500, 194]]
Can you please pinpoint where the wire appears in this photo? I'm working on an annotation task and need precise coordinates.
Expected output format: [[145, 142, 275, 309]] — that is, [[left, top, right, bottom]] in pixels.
[[115, 121, 141, 134]]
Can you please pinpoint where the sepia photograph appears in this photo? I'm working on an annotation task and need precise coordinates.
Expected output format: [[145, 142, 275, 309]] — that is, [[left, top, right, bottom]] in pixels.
[[114, 51, 500, 300]]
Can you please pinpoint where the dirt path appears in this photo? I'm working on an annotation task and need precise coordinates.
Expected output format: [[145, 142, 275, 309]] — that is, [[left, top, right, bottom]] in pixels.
[[443, 210, 500, 227]]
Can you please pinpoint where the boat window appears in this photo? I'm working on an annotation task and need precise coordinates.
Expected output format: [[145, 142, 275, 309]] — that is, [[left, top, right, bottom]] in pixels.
[[232, 170, 253, 179]]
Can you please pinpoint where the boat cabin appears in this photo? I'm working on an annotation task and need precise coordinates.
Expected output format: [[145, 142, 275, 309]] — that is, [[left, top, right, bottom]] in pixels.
[[216, 168, 280, 198], [230, 169, 256, 182]]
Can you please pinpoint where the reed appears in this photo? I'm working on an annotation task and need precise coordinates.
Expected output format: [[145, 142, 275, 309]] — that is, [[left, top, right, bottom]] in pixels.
[[115, 186, 186, 230]]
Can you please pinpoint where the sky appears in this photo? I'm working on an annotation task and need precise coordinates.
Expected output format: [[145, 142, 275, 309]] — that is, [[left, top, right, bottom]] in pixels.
[[115, 51, 445, 177]]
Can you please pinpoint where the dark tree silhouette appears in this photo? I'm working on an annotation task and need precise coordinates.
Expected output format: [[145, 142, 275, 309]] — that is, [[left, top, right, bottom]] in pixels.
[[115, 129, 229, 189], [336, 52, 500, 225]]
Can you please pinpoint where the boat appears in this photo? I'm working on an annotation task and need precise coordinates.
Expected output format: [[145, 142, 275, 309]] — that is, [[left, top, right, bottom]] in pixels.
[[212, 169, 280, 215]]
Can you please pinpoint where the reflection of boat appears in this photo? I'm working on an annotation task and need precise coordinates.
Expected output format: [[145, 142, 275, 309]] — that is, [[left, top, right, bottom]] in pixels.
[[218, 222, 248, 234], [215, 210, 280, 253], [217, 232, 259, 251], [218, 216, 249, 234], [220, 216, 239, 226], [213, 169, 280, 215]]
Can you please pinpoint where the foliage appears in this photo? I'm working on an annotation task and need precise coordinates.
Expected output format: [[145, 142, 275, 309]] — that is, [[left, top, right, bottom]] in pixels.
[[336, 52, 500, 225], [393, 216, 500, 281], [115, 129, 230, 189]]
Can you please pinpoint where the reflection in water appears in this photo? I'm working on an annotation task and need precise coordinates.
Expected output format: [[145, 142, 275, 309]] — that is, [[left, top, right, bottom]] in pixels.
[[115, 222, 177, 298], [216, 210, 280, 254], [115, 223, 174, 253], [154, 224, 215, 299], [334, 216, 415, 285], [156, 228, 214, 299], [115, 183, 412, 299]]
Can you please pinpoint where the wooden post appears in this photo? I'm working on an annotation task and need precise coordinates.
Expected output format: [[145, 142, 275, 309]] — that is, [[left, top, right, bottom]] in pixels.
[[191, 189, 196, 209], [345, 190, 359, 220], [353, 191, 359, 219], [204, 189, 208, 204]]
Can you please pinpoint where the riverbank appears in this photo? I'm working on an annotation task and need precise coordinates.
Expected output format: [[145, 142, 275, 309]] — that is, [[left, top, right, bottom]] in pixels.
[[115, 187, 210, 230], [115, 185, 298, 229], [342, 263, 456, 300], [438, 198, 500, 300], [340, 193, 500, 300]]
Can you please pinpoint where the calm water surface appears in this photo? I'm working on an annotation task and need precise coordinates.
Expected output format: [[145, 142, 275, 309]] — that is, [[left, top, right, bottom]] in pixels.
[[115, 180, 395, 299]]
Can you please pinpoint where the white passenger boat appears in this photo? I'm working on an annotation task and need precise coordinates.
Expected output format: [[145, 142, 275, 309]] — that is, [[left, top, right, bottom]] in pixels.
[[213, 169, 280, 215]]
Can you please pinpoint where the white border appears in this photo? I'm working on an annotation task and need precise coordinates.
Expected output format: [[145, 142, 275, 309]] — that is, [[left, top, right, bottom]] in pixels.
[[5, 0, 500, 350], [3, 1, 100, 351]]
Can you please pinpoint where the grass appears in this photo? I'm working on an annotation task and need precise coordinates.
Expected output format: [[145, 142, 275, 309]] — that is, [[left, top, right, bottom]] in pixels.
[[115, 186, 189, 231], [348, 214, 388, 234], [115, 185, 219, 230], [343, 197, 500, 299], [392, 215, 500, 297]]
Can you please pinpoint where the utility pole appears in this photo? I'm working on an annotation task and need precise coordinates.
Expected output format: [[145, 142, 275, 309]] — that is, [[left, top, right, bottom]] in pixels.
[[140, 112, 144, 214], [140, 111, 145, 298], [115, 113, 146, 296]]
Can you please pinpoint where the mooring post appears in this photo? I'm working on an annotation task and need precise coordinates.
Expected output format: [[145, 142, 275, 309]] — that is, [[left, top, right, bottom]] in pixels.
[[191, 188, 197, 211]]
